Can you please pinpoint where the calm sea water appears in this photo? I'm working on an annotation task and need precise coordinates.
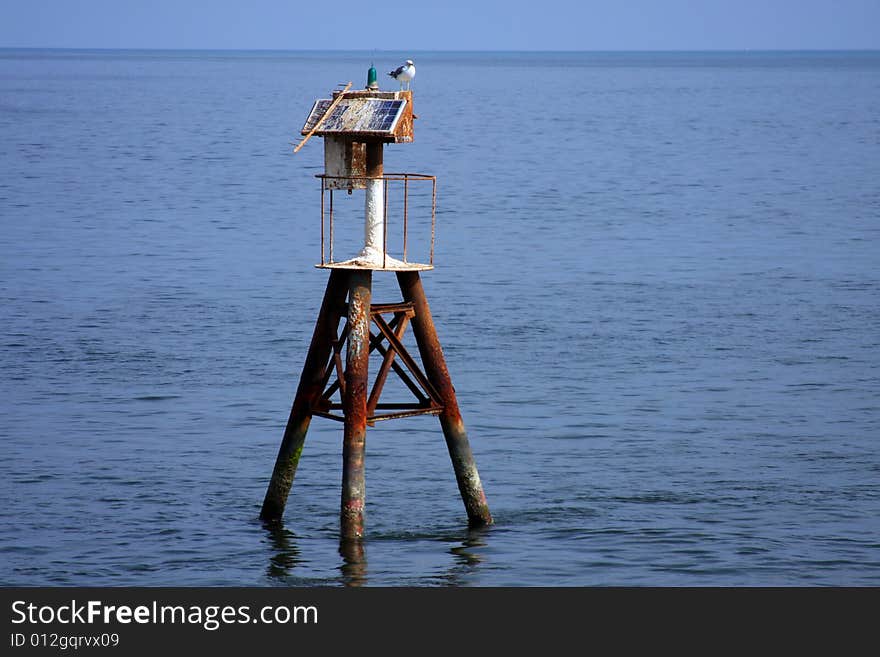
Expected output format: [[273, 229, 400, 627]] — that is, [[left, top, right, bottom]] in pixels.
[[2, 50, 879, 586]]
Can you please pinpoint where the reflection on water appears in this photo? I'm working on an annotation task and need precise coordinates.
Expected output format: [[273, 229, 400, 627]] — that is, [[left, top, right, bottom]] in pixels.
[[263, 521, 491, 587], [450, 526, 489, 568], [339, 538, 368, 587], [441, 526, 490, 586], [264, 522, 305, 582]]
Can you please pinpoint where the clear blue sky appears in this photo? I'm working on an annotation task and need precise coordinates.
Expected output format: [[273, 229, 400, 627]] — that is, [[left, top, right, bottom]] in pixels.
[[1, 0, 878, 51]]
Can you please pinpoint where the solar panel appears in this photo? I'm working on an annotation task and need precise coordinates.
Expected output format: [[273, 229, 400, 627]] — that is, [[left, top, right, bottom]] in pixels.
[[370, 100, 402, 131], [303, 98, 406, 135]]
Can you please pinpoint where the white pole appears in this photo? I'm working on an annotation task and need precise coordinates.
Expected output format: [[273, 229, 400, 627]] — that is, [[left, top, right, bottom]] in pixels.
[[361, 177, 384, 265]]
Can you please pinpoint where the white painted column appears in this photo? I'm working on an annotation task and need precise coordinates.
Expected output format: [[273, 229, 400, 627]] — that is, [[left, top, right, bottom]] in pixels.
[[361, 177, 384, 265], [356, 142, 384, 266]]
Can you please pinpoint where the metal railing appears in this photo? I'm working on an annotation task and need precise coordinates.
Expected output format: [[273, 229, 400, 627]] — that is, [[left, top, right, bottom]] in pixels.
[[317, 173, 437, 268]]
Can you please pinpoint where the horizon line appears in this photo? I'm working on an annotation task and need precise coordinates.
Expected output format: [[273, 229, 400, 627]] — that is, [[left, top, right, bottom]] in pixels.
[[2, 46, 879, 54]]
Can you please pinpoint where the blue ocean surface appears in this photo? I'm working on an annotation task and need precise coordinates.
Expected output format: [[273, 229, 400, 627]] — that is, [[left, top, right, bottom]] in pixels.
[[1, 49, 879, 585]]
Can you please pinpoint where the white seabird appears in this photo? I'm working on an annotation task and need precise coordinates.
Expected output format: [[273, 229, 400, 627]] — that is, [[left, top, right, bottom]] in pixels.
[[388, 60, 415, 90]]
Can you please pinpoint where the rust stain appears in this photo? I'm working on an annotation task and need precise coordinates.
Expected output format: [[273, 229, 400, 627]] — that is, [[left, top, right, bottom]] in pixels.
[[341, 270, 371, 539]]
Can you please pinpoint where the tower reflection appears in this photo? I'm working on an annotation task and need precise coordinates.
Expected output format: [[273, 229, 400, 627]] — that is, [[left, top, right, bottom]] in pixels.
[[263, 521, 304, 581], [263, 521, 492, 586], [339, 538, 368, 587]]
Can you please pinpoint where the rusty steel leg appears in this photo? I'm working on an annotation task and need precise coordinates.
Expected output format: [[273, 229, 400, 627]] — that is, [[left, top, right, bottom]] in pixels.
[[396, 271, 493, 526], [260, 270, 347, 523], [341, 269, 372, 538]]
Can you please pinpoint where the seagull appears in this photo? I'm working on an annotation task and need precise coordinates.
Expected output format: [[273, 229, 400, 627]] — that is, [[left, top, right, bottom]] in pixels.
[[388, 60, 415, 90]]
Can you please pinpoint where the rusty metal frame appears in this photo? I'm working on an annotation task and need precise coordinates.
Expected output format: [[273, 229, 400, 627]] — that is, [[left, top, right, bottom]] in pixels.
[[382, 177, 388, 269], [262, 268, 492, 528], [317, 173, 436, 267], [320, 176, 325, 266], [403, 175, 409, 262], [430, 177, 436, 265], [311, 301, 444, 425], [329, 188, 334, 263]]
